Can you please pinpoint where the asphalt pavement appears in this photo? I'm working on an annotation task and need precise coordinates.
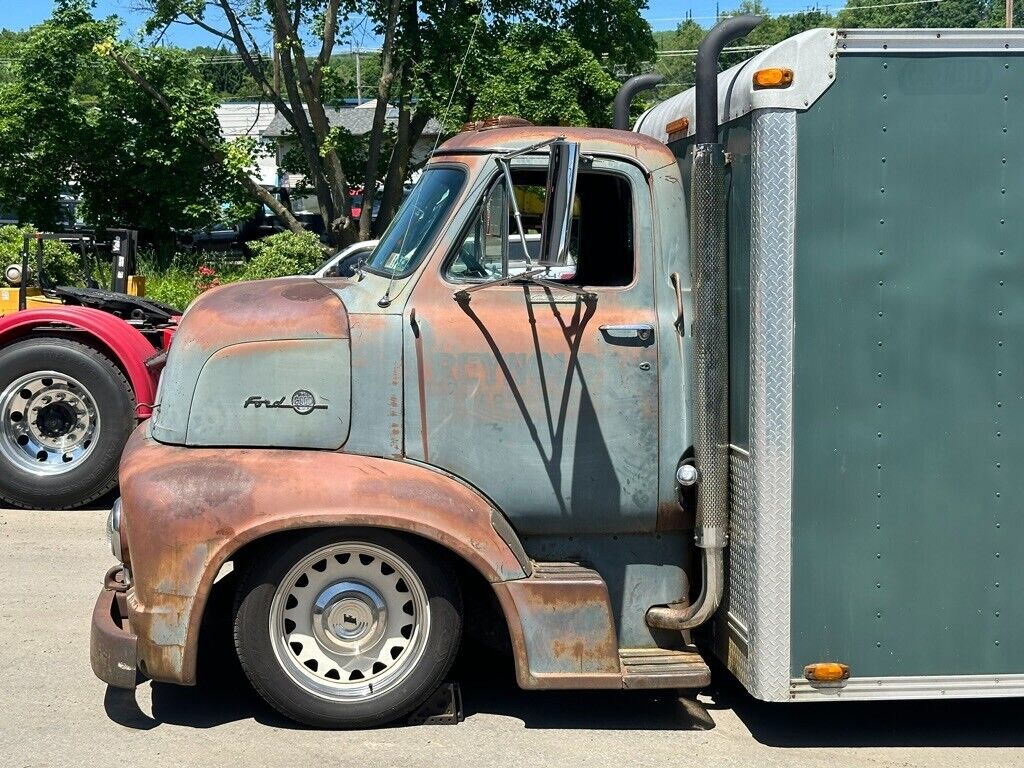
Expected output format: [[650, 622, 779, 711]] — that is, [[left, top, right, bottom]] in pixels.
[[2, 506, 1023, 767]]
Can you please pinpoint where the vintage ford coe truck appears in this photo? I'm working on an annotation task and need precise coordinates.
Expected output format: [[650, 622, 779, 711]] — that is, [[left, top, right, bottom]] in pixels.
[[92, 20, 1024, 727]]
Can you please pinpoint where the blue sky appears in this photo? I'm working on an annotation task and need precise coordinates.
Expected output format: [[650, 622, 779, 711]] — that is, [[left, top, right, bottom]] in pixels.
[[1, 0, 834, 44]]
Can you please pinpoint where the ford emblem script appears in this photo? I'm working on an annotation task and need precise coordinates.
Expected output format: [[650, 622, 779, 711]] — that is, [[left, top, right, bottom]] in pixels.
[[243, 389, 327, 415]]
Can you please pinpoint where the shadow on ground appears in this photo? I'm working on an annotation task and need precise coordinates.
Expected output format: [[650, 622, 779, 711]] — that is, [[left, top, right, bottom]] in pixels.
[[702, 656, 1024, 748], [101, 579, 1024, 744]]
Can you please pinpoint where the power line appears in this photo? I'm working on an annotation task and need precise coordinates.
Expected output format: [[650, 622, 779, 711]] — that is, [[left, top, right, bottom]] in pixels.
[[650, 0, 941, 23]]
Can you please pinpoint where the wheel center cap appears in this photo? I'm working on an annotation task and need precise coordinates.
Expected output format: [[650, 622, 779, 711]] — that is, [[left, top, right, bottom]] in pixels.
[[325, 598, 374, 641], [312, 580, 388, 653]]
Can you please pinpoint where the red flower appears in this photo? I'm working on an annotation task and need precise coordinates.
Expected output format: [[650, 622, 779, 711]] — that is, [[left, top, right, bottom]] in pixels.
[[197, 265, 216, 277]]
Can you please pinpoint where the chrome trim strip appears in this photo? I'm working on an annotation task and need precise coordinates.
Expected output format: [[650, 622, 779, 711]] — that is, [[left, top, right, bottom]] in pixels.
[[838, 27, 1024, 53], [791, 673, 1024, 700]]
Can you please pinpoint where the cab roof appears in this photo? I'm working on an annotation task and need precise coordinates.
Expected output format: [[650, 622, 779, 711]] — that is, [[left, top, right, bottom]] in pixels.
[[433, 125, 677, 173]]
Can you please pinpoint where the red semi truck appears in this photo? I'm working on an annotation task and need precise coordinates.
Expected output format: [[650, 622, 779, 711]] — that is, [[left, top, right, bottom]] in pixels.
[[0, 232, 176, 508]]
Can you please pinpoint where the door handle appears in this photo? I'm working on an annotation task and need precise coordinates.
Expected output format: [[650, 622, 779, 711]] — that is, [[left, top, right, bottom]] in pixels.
[[600, 324, 654, 342]]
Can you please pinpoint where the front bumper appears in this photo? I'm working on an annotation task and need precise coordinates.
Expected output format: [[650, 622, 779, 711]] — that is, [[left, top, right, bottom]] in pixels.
[[90, 566, 139, 689]]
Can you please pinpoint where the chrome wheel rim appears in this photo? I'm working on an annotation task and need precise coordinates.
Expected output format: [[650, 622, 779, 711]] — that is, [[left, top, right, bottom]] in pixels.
[[0, 371, 100, 476], [269, 541, 430, 702]]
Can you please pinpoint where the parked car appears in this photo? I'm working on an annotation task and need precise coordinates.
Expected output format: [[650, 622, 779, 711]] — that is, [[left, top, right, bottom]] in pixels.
[[313, 240, 379, 278]]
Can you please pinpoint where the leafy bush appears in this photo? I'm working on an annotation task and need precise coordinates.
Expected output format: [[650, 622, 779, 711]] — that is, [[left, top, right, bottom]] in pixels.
[[243, 231, 325, 280], [144, 255, 245, 311], [145, 265, 199, 310], [0, 225, 86, 287]]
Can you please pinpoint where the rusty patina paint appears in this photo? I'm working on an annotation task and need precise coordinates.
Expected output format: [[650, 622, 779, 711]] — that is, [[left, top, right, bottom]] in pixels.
[[493, 564, 622, 690], [118, 426, 528, 685], [404, 150, 662, 534], [437, 125, 678, 174], [184, 277, 349, 350], [151, 277, 351, 445]]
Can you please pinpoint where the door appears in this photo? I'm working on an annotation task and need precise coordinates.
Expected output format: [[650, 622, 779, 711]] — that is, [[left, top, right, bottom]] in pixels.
[[406, 157, 660, 535]]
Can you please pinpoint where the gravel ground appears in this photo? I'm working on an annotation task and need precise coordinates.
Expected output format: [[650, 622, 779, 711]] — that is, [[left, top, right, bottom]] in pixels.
[[1, 507, 1023, 768]]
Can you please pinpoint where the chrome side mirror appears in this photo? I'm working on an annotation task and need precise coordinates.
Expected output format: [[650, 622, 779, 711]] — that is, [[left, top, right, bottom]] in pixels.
[[539, 140, 580, 267]]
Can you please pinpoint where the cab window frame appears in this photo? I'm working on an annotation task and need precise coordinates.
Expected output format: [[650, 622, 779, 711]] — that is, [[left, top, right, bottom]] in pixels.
[[439, 158, 641, 291]]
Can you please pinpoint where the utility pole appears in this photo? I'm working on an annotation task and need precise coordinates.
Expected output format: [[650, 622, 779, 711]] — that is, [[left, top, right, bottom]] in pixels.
[[1008, 0, 1014, 28], [356, 48, 364, 104], [272, 25, 281, 93]]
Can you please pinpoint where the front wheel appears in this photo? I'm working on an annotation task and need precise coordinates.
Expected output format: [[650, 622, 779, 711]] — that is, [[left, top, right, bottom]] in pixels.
[[233, 529, 463, 728], [0, 337, 136, 509]]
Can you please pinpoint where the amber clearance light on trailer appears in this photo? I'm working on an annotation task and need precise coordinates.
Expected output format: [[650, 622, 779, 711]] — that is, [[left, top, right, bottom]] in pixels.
[[803, 662, 850, 682], [665, 116, 690, 141], [753, 67, 794, 89]]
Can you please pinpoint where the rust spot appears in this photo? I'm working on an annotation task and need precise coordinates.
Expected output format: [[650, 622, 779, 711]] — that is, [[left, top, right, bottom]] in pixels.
[[180, 278, 349, 353], [281, 282, 332, 302]]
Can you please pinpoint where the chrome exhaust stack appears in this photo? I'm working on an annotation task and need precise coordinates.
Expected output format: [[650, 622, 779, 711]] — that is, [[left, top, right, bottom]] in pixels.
[[648, 14, 761, 632]]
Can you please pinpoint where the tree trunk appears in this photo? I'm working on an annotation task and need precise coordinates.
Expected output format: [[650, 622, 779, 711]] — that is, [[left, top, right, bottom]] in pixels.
[[375, 106, 431, 237], [359, 0, 403, 240]]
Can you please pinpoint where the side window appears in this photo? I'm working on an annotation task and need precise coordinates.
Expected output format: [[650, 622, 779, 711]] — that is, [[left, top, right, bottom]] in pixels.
[[444, 166, 634, 287]]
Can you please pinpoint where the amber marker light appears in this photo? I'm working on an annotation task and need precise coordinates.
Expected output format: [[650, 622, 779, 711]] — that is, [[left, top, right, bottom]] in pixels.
[[753, 67, 794, 89], [666, 116, 690, 140], [803, 662, 850, 682]]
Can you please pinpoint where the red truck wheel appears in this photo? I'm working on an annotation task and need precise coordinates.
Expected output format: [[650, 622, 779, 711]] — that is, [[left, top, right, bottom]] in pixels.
[[0, 337, 136, 510]]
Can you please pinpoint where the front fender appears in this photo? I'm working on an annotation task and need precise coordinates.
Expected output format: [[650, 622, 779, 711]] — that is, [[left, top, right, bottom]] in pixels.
[[0, 307, 158, 416], [118, 426, 529, 684]]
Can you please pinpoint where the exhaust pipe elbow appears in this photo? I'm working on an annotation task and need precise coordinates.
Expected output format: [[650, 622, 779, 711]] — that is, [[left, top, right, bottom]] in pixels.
[[612, 73, 666, 131], [646, 547, 724, 631], [695, 14, 763, 144]]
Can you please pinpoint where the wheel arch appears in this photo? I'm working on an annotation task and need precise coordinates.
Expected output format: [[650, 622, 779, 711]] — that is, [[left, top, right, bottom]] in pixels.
[[0, 307, 157, 417], [185, 518, 527, 686], [117, 429, 532, 686]]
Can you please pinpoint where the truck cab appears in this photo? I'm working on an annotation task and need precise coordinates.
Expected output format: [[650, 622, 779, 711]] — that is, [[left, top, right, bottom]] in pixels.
[[93, 125, 704, 728]]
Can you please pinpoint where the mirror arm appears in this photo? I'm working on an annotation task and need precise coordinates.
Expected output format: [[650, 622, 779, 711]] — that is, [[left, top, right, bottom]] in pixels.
[[453, 267, 549, 300], [498, 158, 532, 267], [499, 136, 564, 161]]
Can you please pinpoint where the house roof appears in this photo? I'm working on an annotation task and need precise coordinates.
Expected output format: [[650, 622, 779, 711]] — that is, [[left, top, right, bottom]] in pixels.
[[216, 101, 278, 138], [263, 105, 441, 139]]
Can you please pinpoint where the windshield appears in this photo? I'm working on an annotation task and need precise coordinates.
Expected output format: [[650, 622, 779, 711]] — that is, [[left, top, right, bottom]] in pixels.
[[364, 167, 465, 276]]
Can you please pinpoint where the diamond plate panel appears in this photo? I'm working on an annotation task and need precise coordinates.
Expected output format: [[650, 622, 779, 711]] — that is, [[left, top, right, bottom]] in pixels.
[[726, 448, 753, 687], [745, 108, 796, 701]]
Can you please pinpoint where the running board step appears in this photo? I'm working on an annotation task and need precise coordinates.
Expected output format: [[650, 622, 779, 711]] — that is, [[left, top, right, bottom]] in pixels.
[[495, 561, 712, 691], [619, 647, 711, 690]]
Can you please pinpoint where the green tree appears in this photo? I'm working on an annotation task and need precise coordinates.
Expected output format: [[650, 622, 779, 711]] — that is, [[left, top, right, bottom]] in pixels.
[[838, 0, 991, 27], [0, 1, 114, 228], [137, 0, 657, 243], [473, 26, 620, 127], [81, 45, 257, 245]]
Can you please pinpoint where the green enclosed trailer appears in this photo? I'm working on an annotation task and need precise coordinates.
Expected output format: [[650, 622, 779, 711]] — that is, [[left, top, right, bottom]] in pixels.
[[638, 27, 1024, 700]]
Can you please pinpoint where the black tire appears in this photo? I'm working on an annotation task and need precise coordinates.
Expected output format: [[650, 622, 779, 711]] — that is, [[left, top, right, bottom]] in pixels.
[[233, 528, 463, 729], [0, 336, 136, 510]]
